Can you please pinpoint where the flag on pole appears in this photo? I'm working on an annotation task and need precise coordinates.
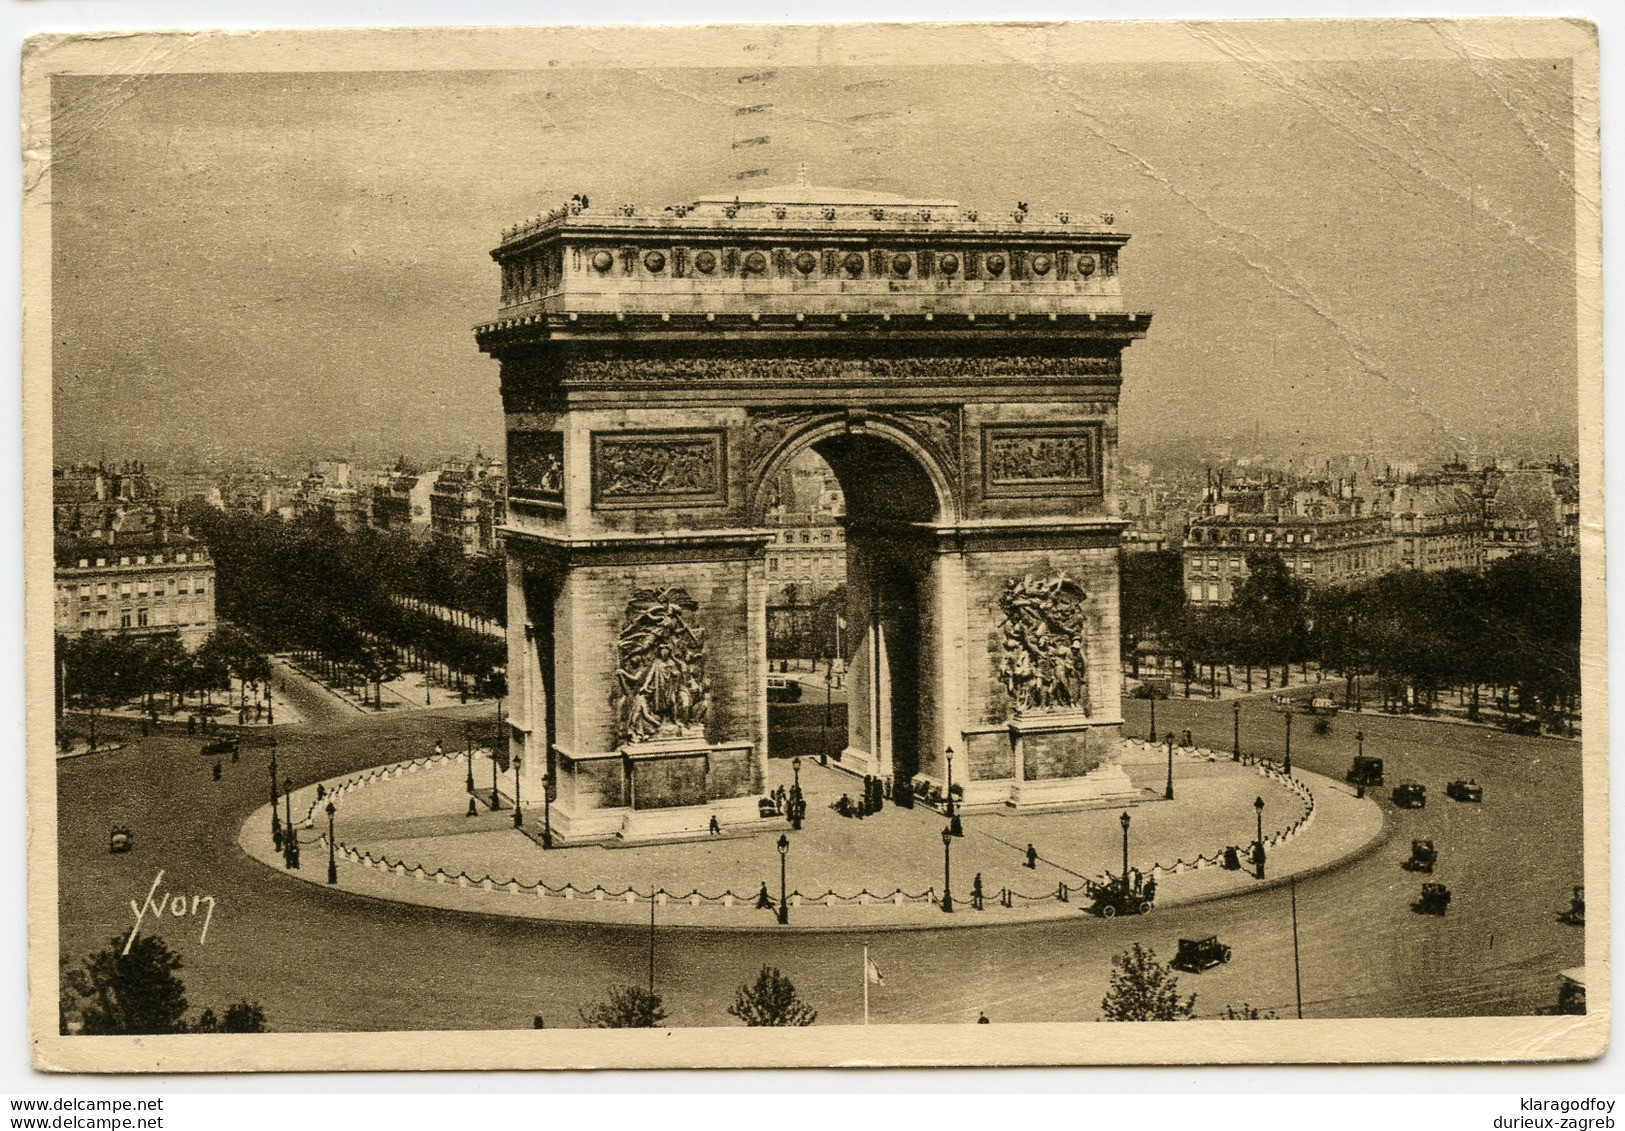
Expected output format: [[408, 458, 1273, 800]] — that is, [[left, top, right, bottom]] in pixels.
[[865, 953, 885, 986]]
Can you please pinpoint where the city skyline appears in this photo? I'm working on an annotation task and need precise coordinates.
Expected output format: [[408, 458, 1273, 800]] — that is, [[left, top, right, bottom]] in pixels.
[[52, 57, 1578, 468]]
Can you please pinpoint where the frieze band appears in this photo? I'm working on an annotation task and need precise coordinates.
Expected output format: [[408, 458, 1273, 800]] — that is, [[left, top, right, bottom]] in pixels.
[[982, 423, 1103, 497], [560, 354, 1121, 385]]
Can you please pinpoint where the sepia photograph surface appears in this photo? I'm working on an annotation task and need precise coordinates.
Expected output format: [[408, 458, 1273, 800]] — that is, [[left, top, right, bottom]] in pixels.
[[22, 18, 1607, 1072]]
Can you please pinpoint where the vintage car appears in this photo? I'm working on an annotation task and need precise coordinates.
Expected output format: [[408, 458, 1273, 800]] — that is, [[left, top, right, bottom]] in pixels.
[[1391, 782, 1427, 809], [1405, 839, 1437, 873], [201, 737, 238, 757], [1172, 936, 1232, 972], [1346, 755, 1385, 787], [108, 825, 134, 854], [1416, 882, 1452, 915], [1563, 885, 1585, 926], [1446, 778, 1483, 803], [1308, 697, 1340, 716], [1555, 968, 1587, 1015], [1090, 878, 1153, 918], [765, 676, 803, 704]]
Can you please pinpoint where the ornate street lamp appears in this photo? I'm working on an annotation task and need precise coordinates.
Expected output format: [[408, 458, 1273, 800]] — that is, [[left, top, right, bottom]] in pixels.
[[1120, 811, 1131, 884], [940, 825, 955, 913], [1233, 699, 1242, 762], [1148, 690, 1158, 743], [489, 741, 502, 810], [283, 777, 299, 870], [512, 753, 524, 828], [792, 756, 801, 794], [325, 801, 337, 885], [1254, 795, 1266, 880], [464, 723, 475, 793], [1164, 731, 1175, 801], [1284, 711, 1293, 777], [946, 747, 963, 836], [269, 743, 281, 850], [777, 833, 790, 925], [1356, 729, 1365, 759]]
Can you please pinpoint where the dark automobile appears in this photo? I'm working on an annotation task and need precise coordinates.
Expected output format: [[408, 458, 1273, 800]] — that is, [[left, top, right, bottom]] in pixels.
[[766, 676, 803, 704], [1446, 778, 1483, 803], [1405, 839, 1437, 873], [1555, 968, 1587, 1015], [108, 825, 133, 854], [1346, 755, 1385, 787], [1171, 936, 1232, 972], [201, 738, 238, 757], [1416, 882, 1452, 915], [1090, 878, 1154, 918], [1391, 782, 1427, 809]]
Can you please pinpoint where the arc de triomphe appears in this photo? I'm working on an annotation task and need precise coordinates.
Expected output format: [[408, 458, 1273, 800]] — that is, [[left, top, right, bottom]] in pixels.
[[475, 183, 1152, 845]]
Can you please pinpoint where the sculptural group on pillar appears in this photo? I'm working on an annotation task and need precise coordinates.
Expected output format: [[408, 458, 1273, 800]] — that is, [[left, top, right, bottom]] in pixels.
[[612, 587, 712, 744], [997, 572, 1092, 715]]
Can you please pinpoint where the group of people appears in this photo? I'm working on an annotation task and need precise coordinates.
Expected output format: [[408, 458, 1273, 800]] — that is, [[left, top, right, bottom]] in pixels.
[[834, 774, 886, 819]]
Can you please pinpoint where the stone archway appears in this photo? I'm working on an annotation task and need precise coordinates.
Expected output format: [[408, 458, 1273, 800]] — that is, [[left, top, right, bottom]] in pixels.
[[478, 182, 1151, 844]]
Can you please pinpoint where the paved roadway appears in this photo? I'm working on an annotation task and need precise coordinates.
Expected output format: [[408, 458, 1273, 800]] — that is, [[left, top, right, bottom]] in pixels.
[[57, 690, 1584, 1031]]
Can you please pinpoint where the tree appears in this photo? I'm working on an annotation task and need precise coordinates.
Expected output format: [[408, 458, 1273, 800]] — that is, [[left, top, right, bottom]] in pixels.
[[60, 934, 269, 1035], [1220, 1002, 1279, 1020], [1119, 549, 1185, 678], [727, 966, 817, 1027], [62, 934, 190, 1035], [578, 985, 667, 1028], [1100, 944, 1195, 1022]]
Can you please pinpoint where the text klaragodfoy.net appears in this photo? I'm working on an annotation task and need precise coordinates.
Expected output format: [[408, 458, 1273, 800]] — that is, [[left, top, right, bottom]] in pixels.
[[8, 1098, 162, 1131]]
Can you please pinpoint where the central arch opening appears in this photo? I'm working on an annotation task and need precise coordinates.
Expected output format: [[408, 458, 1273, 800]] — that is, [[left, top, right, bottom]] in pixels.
[[761, 428, 946, 804]]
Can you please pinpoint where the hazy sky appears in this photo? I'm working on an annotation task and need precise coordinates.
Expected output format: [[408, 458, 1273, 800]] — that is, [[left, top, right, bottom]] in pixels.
[[50, 56, 1579, 468]]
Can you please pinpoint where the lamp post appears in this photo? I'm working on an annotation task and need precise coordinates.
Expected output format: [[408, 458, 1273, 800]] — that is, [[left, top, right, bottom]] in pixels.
[[269, 744, 281, 850], [1283, 711, 1293, 777], [512, 754, 524, 828], [776, 833, 790, 925], [1356, 729, 1365, 760], [283, 777, 299, 869], [1232, 699, 1242, 761], [543, 771, 554, 848], [1254, 795, 1266, 879], [1164, 731, 1175, 801], [940, 825, 954, 913], [1148, 690, 1157, 742], [489, 745, 502, 810], [946, 747, 962, 836], [325, 801, 337, 885], [822, 666, 833, 764], [792, 756, 801, 794], [464, 723, 474, 793], [1119, 811, 1131, 883]]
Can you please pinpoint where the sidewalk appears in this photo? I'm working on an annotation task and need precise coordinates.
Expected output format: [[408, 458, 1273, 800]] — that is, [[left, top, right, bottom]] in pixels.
[[240, 741, 1385, 931]]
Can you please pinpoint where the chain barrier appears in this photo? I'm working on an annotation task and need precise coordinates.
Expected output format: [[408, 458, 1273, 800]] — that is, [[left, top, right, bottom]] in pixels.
[[302, 746, 1319, 914]]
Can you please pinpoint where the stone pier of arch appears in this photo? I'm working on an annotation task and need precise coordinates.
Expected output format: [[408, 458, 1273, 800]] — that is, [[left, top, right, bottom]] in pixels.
[[474, 182, 1153, 846]]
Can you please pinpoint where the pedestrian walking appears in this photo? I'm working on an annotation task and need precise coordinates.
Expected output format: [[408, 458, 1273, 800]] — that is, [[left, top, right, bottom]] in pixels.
[[212, 760, 222, 781], [756, 881, 773, 910], [435, 739, 444, 757], [972, 873, 984, 910], [709, 814, 721, 836], [1026, 843, 1038, 869], [977, 1011, 990, 1024]]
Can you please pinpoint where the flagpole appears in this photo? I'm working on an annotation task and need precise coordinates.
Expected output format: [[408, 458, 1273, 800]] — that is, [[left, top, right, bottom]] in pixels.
[[863, 945, 869, 1026]]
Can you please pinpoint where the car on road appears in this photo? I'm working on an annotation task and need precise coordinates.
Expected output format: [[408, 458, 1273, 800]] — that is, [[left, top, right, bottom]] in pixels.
[[1405, 839, 1437, 873], [1089, 879, 1153, 918], [108, 825, 133, 854], [1171, 936, 1232, 972], [1446, 778, 1483, 803], [1415, 882, 1452, 915], [201, 738, 238, 757], [1346, 755, 1384, 787], [766, 676, 803, 704], [1391, 782, 1427, 809]]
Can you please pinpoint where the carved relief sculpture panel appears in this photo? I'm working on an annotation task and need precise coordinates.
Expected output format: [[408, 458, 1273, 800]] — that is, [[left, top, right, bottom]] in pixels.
[[611, 587, 712, 744], [996, 572, 1092, 716], [591, 430, 726, 509], [507, 429, 565, 502], [982, 423, 1103, 498]]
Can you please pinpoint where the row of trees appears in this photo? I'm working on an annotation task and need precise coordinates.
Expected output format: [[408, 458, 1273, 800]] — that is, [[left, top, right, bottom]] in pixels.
[[182, 506, 506, 696], [58, 625, 272, 746], [1122, 549, 1581, 732], [579, 966, 818, 1028], [60, 934, 267, 1035]]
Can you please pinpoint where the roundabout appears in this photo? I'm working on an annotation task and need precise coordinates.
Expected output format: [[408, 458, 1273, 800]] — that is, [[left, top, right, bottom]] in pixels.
[[239, 737, 1383, 930]]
